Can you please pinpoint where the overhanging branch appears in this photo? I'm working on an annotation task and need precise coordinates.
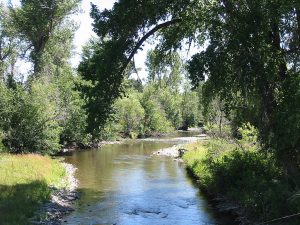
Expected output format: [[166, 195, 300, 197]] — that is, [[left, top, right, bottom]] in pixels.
[[121, 18, 182, 74]]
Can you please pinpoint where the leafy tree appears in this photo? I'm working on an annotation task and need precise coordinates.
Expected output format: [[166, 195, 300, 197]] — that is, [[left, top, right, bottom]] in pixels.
[[55, 70, 89, 145], [146, 49, 183, 90], [10, 0, 80, 74], [0, 82, 13, 150], [114, 90, 145, 137], [0, 3, 21, 84], [82, 0, 300, 184], [141, 85, 173, 135], [181, 82, 201, 130], [2, 80, 61, 154], [157, 86, 182, 129], [187, 0, 300, 183], [78, 0, 190, 132]]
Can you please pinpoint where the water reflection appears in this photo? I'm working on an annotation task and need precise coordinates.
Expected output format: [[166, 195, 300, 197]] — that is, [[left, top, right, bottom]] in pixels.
[[63, 136, 233, 225]]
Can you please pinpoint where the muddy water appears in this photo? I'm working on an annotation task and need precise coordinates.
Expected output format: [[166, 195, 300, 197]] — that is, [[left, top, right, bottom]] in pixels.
[[63, 133, 233, 225]]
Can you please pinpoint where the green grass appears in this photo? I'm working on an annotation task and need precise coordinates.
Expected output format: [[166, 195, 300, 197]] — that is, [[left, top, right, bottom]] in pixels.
[[183, 139, 300, 224], [0, 154, 67, 225]]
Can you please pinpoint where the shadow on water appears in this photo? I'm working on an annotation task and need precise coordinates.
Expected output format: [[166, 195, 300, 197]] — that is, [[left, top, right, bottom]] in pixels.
[[184, 166, 238, 225]]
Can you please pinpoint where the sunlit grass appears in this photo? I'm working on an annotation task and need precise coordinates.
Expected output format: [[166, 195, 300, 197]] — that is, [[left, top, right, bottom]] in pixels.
[[0, 154, 67, 224]]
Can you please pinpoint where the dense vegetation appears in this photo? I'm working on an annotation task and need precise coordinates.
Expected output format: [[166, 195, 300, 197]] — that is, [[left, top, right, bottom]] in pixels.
[[77, 0, 300, 224], [99, 49, 202, 140], [0, 1, 90, 154], [184, 125, 299, 224], [0, 0, 299, 224], [79, 0, 300, 184], [0, 2, 201, 154]]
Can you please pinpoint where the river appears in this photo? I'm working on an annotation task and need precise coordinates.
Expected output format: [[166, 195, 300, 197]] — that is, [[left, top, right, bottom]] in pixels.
[[63, 132, 234, 225]]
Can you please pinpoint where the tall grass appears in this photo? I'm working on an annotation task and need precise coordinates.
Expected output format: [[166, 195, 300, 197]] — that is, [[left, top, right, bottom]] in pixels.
[[0, 154, 66, 224]]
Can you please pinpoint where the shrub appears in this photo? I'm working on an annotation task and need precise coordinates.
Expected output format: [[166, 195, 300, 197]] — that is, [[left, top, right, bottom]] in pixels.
[[184, 138, 300, 223], [114, 91, 145, 137], [3, 80, 61, 154], [55, 72, 90, 145]]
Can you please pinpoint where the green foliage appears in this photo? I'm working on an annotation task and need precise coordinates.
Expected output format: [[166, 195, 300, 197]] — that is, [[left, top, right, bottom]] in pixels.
[[141, 85, 173, 135], [78, 0, 191, 132], [55, 71, 90, 145], [0, 154, 67, 224], [0, 73, 90, 153], [237, 123, 259, 149], [10, 0, 80, 73], [184, 138, 299, 223], [0, 0, 89, 154], [3, 80, 61, 154], [0, 3, 20, 83], [114, 90, 145, 137], [81, 0, 300, 185], [146, 50, 183, 90], [181, 83, 201, 130], [99, 79, 201, 139], [97, 119, 121, 141], [157, 86, 182, 129], [185, 0, 300, 181]]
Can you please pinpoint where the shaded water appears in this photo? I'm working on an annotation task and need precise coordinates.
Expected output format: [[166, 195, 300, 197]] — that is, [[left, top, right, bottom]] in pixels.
[[63, 133, 233, 225]]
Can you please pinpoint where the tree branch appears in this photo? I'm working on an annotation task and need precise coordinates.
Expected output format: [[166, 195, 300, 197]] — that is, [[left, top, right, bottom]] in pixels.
[[121, 18, 182, 74]]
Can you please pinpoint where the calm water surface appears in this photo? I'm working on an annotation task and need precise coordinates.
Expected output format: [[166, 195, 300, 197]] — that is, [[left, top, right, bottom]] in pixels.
[[63, 133, 233, 225]]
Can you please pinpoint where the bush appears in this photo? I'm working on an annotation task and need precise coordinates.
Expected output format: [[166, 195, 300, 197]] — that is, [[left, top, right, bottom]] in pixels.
[[3, 80, 61, 154], [114, 91, 145, 137], [55, 72, 90, 145], [157, 87, 182, 129], [184, 138, 300, 223], [141, 86, 173, 134]]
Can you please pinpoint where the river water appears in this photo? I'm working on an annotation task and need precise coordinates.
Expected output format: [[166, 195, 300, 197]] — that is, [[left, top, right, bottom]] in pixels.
[[63, 132, 233, 225]]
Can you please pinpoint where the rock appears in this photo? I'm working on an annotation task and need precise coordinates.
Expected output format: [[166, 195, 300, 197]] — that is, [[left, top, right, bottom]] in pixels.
[[30, 163, 78, 225], [178, 149, 186, 157]]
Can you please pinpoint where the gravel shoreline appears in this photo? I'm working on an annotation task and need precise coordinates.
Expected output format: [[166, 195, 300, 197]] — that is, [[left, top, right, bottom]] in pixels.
[[152, 135, 208, 159], [31, 163, 78, 225]]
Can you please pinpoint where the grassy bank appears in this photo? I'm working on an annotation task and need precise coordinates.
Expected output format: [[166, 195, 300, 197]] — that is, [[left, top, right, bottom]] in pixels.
[[0, 154, 67, 224], [183, 139, 300, 224]]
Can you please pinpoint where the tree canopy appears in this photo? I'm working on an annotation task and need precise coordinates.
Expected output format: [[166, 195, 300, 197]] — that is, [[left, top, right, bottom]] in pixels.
[[79, 0, 300, 184]]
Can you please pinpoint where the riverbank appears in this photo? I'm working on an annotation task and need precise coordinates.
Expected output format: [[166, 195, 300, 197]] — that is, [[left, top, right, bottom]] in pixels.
[[59, 129, 204, 155], [0, 154, 77, 224], [152, 134, 208, 158], [152, 134, 300, 225], [181, 139, 300, 225]]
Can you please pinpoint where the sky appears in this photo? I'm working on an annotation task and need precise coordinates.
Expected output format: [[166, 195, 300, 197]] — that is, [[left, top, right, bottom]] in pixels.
[[72, 0, 151, 80], [1, 0, 200, 81]]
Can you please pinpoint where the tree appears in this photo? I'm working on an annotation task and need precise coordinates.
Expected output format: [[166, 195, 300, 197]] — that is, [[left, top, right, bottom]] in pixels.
[[146, 49, 183, 90], [0, 3, 21, 84], [187, 0, 300, 184], [180, 82, 201, 130], [2, 79, 61, 154], [78, 0, 191, 133], [55, 69, 89, 145], [157, 86, 182, 129], [10, 0, 80, 74], [114, 90, 145, 137], [81, 0, 300, 184]]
